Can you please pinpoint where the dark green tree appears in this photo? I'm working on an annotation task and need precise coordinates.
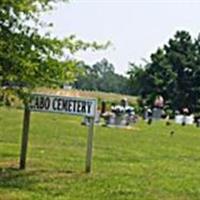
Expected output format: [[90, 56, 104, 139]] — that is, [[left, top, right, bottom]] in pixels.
[[127, 63, 147, 96], [128, 30, 200, 112]]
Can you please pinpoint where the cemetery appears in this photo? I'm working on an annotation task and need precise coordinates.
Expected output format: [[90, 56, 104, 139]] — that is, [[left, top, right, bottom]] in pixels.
[[1, 0, 200, 199], [85, 94, 199, 127]]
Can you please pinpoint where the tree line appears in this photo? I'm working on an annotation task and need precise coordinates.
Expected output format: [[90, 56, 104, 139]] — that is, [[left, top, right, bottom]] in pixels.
[[74, 31, 200, 113], [1, 2, 200, 113], [73, 59, 130, 95]]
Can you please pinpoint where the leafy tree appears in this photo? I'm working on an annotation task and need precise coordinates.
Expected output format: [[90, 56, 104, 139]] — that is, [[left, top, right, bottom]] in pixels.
[[163, 31, 200, 111], [128, 31, 200, 112], [0, 0, 108, 104], [127, 63, 147, 96]]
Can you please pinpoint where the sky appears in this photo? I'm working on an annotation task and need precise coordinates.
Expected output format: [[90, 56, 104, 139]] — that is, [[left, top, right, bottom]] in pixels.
[[42, 0, 200, 74]]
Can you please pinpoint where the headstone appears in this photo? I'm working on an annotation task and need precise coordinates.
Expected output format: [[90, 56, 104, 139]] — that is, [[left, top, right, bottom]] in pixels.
[[152, 107, 162, 120], [175, 115, 194, 125]]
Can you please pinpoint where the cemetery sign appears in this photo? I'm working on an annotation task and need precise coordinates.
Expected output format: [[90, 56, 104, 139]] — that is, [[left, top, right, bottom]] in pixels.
[[19, 93, 97, 173], [29, 94, 97, 117]]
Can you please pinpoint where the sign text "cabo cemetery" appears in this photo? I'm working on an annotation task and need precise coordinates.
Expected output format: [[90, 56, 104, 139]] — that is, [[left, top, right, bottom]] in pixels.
[[29, 94, 97, 117]]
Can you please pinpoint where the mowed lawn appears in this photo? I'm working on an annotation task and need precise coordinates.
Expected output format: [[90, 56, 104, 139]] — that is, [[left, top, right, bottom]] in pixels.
[[1, 107, 200, 200]]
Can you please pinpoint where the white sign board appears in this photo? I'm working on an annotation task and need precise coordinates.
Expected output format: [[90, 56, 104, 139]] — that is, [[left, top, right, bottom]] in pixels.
[[29, 94, 97, 117]]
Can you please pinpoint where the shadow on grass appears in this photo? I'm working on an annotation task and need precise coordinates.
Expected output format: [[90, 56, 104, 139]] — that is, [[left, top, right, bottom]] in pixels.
[[0, 167, 39, 189], [0, 165, 85, 191]]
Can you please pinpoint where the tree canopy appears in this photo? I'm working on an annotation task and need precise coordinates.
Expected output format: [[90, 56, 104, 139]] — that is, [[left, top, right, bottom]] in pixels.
[[0, 0, 108, 103], [127, 31, 200, 113]]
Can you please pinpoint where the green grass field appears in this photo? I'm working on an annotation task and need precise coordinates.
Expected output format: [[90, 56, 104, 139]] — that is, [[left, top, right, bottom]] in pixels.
[[1, 107, 200, 200]]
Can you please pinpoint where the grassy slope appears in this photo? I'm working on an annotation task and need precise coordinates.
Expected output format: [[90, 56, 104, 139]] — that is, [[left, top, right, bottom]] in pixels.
[[35, 88, 137, 106], [1, 107, 200, 200], [8, 88, 137, 109]]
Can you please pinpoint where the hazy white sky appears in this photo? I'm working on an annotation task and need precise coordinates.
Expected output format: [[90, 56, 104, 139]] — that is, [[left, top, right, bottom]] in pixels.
[[43, 0, 200, 74]]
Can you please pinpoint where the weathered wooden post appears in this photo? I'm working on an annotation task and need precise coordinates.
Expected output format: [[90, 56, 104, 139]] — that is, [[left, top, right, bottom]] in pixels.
[[19, 104, 31, 170], [85, 117, 95, 173]]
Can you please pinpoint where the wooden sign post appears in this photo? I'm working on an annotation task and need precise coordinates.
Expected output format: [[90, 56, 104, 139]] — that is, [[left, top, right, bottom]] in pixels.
[[85, 117, 95, 173], [19, 94, 97, 173], [19, 105, 31, 170]]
